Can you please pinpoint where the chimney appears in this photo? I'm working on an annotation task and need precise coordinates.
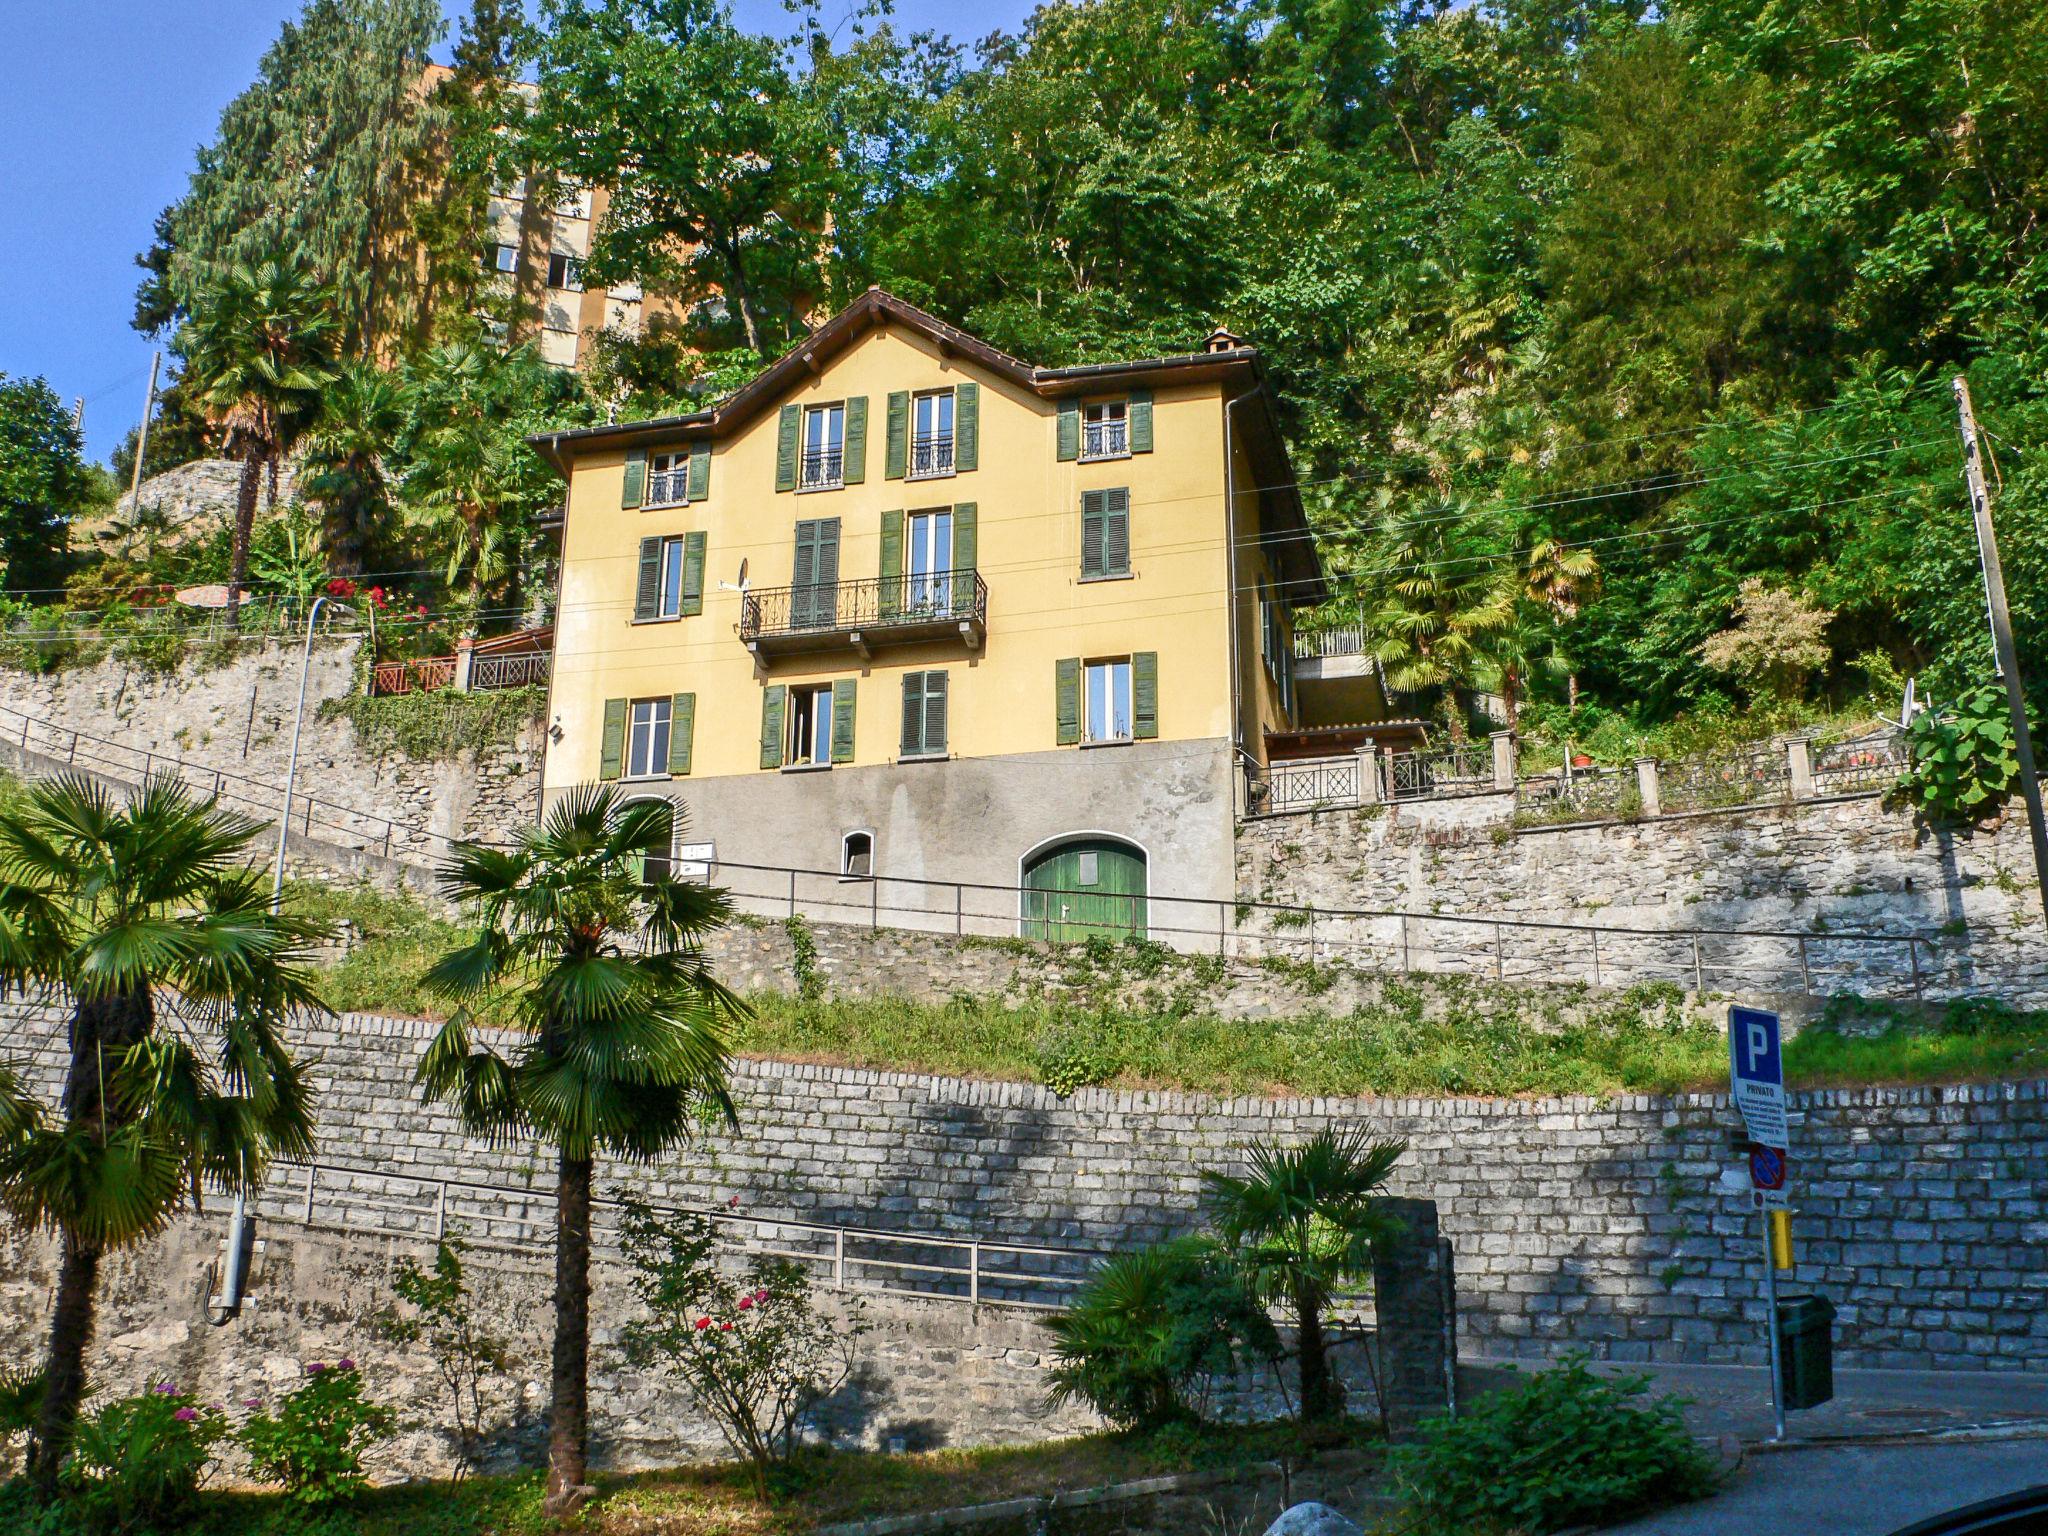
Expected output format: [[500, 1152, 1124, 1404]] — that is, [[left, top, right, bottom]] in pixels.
[[1203, 326, 1243, 354]]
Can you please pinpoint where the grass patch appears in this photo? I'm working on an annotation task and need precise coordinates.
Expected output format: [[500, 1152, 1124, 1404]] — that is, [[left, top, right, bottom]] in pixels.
[[290, 878, 469, 1019], [22, 1423, 1348, 1536]]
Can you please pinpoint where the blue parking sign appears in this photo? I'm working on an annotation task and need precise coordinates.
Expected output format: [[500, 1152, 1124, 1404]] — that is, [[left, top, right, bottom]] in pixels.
[[1730, 1005, 1783, 1088]]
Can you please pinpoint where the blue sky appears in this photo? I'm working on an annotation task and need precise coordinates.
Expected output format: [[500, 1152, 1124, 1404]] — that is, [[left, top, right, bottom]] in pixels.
[[0, 1, 1028, 466]]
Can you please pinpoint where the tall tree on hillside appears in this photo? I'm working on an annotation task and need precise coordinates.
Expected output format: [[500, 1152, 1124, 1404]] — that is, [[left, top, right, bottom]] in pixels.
[[179, 256, 340, 626], [416, 787, 741, 1514], [0, 776, 325, 1489], [300, 361, 406, 577], [1365, 496, 1519, 741], [135, 0, 447, 354], [0, 376, 92, 593], [522, 0, 844, 357]]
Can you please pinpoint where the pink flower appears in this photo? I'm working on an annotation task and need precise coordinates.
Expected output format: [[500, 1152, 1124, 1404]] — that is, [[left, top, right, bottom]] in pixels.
[[754, 1288, 770, 1304], [174, 1407, 197, 1423], [242, 1398, 262, 1409], [336, 1358, 355, 1370], [305, 1362, 326, 1374], [728, 1194, 741, 1208], [694, 1317, 710, 1331], [152, 1382, 177, 1396], [415, 604, 428, 617], [738, 1296, 753, 1311]]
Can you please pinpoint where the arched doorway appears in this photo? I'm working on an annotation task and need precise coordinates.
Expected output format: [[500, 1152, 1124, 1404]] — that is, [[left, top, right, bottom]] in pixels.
[[1020, 836, 1148, 944]]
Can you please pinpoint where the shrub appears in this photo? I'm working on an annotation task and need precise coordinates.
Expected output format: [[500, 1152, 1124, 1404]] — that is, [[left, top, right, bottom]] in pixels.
[[615, 1195, 862, 1499], [1894, 683, 2021, 823], [237, 1361, 395, 1506], [1043, 1236, 1280, 1430], [60, 1384, 226, 1534], [380, 1241, 511, 1476], [1034, 1021, 1119, 1097], [1390, 1354, 1717, 1534]]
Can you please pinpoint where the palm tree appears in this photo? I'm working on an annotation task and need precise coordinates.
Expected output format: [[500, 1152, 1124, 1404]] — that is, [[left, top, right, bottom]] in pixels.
[[0, 774, 325, 1488], [416, 786, 741, 1514], [1200, 1129, 1407, 1423], [1366, 497, 1518, 744], [179, 255, 339, 627], [1523, 537, 1602, 711], [400, 342, 550, 630], [300, 360, 405, 577]]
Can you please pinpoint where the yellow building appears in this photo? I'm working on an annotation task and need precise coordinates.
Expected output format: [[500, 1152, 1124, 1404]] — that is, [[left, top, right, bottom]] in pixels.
[[533, 290, 1362, 942]]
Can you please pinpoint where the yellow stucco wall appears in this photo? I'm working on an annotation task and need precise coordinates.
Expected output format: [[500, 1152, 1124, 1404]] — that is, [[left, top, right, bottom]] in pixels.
[[545, 326, 1245, 790]]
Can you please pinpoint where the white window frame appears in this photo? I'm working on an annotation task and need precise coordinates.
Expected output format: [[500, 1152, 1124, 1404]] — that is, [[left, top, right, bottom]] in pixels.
[[909, 389, 955, 479], [626, 698, 673, 780], [1082, 399, 1130, 462], [841, 830, 874, 880], [800, 404, 846, 491], [654, 536, 687, 620], [905, 509, 953, 613], [647, 449, 692, 509], [1083, 658, 1133, 745], [546, 251, 584, 292], [489, 243, 519, 275], [786, 683, 833, 767], [626, 796, 674, 886]]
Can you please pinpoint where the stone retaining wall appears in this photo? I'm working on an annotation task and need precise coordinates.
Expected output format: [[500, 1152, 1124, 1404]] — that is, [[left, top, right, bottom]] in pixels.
[[5, 1003, 2041, 1385]]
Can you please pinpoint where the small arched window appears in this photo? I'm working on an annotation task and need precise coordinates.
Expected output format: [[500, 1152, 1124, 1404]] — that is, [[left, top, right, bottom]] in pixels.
[[841, 830, 874, 880]]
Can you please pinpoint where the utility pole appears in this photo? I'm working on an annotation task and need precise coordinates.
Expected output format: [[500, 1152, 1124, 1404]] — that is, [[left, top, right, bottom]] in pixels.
[[1953, 376, 2048, 928], [70, 397, 84, 433], [127, 351, 161, 508]]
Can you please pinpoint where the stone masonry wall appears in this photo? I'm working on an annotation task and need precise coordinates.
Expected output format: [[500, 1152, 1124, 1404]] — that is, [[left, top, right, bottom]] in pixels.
[[1237, 793, 2048, 1007], [5, 1003, 2042, 1398], [0, 638, 542, 857]]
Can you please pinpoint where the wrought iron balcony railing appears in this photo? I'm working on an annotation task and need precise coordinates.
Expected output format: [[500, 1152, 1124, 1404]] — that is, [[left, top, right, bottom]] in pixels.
[[799, 446, 844, 490], [1082, 419, 1129, 459], [646, 468, 689, 506], [909, 434, 955, 477], [741, 568, 988, 656]]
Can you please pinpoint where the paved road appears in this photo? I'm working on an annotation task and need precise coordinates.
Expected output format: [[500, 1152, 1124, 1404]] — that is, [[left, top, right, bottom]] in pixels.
[[1606, 1438, 2048, 1535]]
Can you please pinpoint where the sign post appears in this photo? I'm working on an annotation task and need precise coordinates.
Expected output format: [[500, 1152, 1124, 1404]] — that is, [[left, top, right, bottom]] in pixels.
[[1730, 1004, 1789, 1441]]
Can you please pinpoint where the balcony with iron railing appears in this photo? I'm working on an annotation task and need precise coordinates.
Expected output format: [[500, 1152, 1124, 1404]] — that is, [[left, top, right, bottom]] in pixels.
[[799, 446, 844, 491], [1081, 418, 1129, 460], [909, 433, 954, 478], [741, 568, 988, 658], [646, 467, 690, 506]]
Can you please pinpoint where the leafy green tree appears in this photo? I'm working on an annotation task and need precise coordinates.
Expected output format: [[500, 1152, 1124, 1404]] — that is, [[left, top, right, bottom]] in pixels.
[[0, 376, 91, 594], [415, 786, 741, 1513], [1365, 498, 1518, 741], [1201, 1129, 1407, 1423], [300, 361, 406, 577], [178, 255, 340, 627], [0, 775, 325, 1489]]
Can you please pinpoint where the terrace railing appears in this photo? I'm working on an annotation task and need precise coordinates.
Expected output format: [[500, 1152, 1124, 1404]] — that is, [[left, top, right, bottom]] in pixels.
[[470, 650, 551, 691], [1384, 741, 1494, 801], [1248, 755, 1361, 815], [741, 570, 988, 644], [370, 654, 456, 697]]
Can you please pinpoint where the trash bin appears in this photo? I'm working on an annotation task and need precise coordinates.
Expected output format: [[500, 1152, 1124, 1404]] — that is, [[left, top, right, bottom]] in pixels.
[[1775, 1292, 1835, 1410]]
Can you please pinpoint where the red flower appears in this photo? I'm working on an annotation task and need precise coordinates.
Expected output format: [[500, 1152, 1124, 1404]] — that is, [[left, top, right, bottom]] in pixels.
[[728, 1194, 741, 1208], [694, 1317, 711, 1331], [738, 1296, 753, 1311], [720, 1321, 734, 1331], [325, 577, 357, 598]]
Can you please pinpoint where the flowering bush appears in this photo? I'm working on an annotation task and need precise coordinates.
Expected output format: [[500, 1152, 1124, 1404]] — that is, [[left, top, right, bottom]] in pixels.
[[237, 1361, 395, 1506], [616, 1195, 864, 1498], [61, 1384, 226, 1533], [325, 577, 358, 599]]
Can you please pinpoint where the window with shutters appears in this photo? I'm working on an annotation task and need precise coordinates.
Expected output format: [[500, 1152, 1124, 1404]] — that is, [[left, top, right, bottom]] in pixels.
[[801, 404, 845, 490], [899, 670, 949, 758], [1082, 400, 1130, 461], [786, 683, 834, 767], [841, 831, 873, 879], [909, 390, 955, 479], [1084, 659, 1133, 744], [646, 450, 691, 507], [625, 698, 672, 779], [1080, 488, 1132, 580], [905, 510, 953, 612], [651, 536, 687, 619]]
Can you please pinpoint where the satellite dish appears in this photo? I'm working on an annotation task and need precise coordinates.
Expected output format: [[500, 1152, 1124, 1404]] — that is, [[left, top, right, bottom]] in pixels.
[[718, 558, 751, 594]]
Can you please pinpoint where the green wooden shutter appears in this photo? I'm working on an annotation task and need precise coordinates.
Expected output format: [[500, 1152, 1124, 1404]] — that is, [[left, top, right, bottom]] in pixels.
[[900, 671, 927, 757], [1057, 399, 1080, 461], [600, 698, 627, 779], [1128, 387, 1154, 454], [687, 441, 711, 501], [879, 509, 904, 619], [843, 396, 868, 483], [952, 502, 976, 576], [1055, 658, 1081, 745], [1080, 490, 1106, 578], [622, 448, 648, 508], [760, 685, 786, 768], [885, 391, 909, 479], [1106, 487, 1131, 575], [955, 382, 979, 472], [634, 536, 662, 620], [681, 531, 706, 616], [775, 404, 800, 492], [830, 678, 857, 763], [924, 670, 948, 755], [668, 692, 695, 775], [1133, 652, 1159, 739]]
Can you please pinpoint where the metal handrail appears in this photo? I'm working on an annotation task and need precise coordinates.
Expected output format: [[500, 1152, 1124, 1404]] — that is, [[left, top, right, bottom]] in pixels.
[[799, 447, 843, 490], [909, 435, 954, 477]]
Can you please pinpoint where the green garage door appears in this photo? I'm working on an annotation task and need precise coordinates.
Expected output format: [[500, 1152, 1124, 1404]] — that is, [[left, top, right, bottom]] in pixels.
[[1021, 838, 1147, 944]]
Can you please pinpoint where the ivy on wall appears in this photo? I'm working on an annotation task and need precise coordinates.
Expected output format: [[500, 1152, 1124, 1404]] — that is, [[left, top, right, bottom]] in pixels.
[[320, 684, 546, 762]]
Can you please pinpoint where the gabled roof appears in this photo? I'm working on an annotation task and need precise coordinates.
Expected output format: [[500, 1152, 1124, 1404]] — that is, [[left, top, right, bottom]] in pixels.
[[530, 288, 1328, 603]]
